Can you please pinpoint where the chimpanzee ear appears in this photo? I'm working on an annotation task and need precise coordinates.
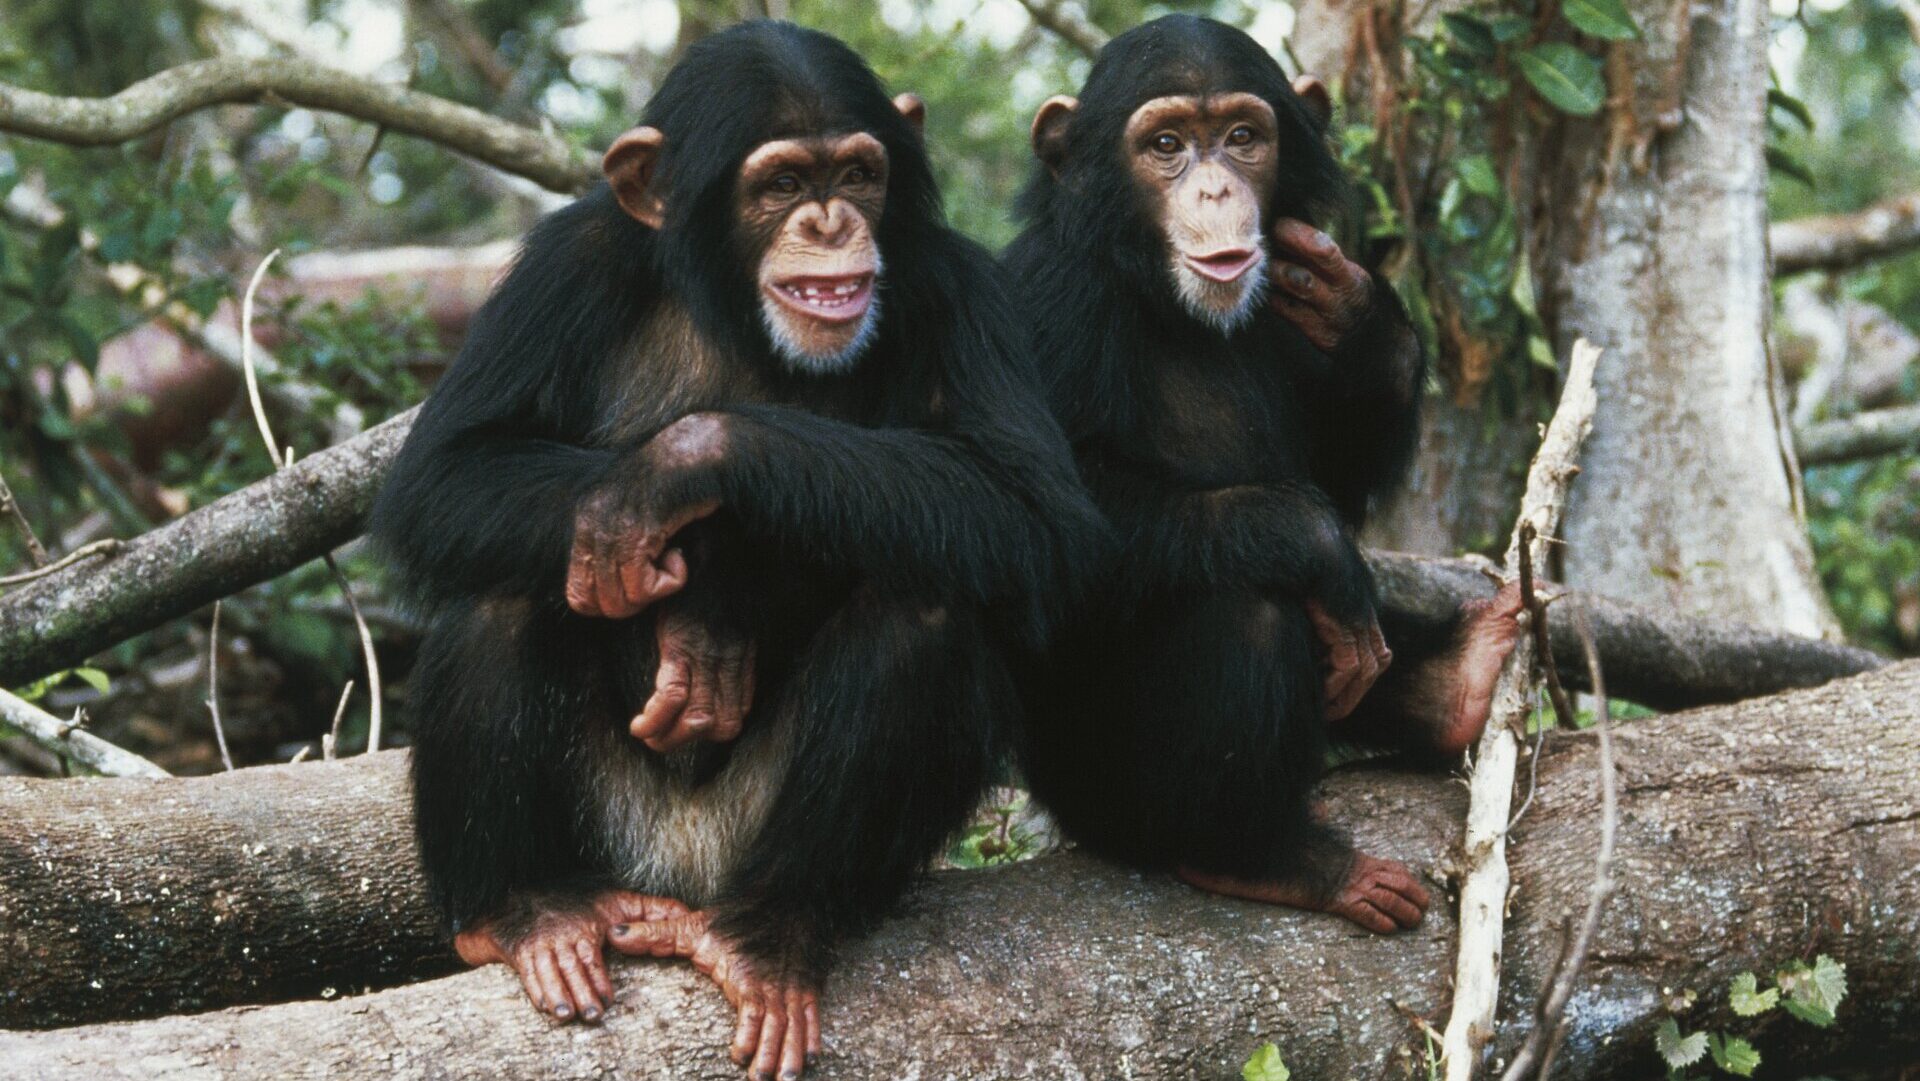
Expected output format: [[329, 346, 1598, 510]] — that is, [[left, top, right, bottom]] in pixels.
[[1291, 76, 1333, 128], [603, 126, 667, 230], [893, 93, 927, 134], [1030, 95, 1079, 177]]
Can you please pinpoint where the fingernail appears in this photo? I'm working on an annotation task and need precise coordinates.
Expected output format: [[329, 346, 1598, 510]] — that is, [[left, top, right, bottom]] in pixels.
[[612, 924, 629, 935], [781, 1072, 801, 1080], [1286, 266, 1312, 290], [554, 1004, 572, 1019], [582, 1006, 601, 1022], [1313, 229, 1332, 248]]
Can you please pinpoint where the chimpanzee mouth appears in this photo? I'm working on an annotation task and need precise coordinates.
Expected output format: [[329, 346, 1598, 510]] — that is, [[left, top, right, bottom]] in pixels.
[[767, 274, 875, 323], [1184, 247, 1263, 284]]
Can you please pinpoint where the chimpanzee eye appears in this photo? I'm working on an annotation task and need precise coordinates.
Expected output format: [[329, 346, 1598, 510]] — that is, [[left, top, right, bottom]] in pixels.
[[770, 174, 802, 195], [1227, 125, 1256, 147], [846, 165, 873, 185], [1152, 132, 1182, 155]]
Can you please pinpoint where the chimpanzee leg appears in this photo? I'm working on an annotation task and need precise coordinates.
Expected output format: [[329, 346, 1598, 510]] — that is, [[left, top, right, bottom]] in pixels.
[[1024, 589, 1428, 933], [1333, 581, 1525, 760], [610, 589, 1010, 1078], [411, 595, 659, 1022]]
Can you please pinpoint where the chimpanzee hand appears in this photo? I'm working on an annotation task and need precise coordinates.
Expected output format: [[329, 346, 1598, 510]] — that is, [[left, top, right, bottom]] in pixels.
[[631, 607, 756, 753], [1305, 598, 1392, 721], [1268, 218, 1375, 352], [566, 414, 729, 619]]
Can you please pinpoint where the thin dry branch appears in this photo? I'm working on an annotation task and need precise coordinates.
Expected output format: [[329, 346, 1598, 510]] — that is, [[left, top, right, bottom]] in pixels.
[[0, 471, 50, 569], [0, 686, 169, 779], [1440, 339, 1602, 1081], [1772, 191, 1920, 276], [1012, 0, 1111, 57], [1795, 402, 1920, 466], [204, 600, 235, 772], [0, 57, 597, 193]]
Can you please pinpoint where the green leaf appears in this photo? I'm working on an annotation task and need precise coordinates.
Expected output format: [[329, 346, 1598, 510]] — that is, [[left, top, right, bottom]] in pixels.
[[1489, 14, 1533, 41], [1242, 1043, 1291, 1081], [1708, 1034, 1761, 1077], [1442, 13, 1497, 57], [1728, 972, 1779, 1016], [1563, 0, 1641, 39], [1778, 955, 1847, 1026], [1456, 154, 1502, 197], [1515, 44, 1607, 116], [1766, 146, 1816, 188], [1768, 88, 1815, 131], [72, 668, 111, 695], [1655, 1019, 1708, 1069]]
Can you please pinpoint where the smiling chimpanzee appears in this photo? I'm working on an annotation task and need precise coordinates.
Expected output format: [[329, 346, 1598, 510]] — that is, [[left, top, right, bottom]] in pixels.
[[371, 22, 1100, 1079], [1004, 15, 1523, 934]]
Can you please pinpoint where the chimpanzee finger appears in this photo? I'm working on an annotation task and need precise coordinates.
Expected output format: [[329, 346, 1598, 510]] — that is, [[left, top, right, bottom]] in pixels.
[[1364, 881, 1425, 928], [1322, 628, 1359, 715], [607, 913, 702, 959], [641, 547, 692, 608], [530, 945, 574, 1020], [1344, 896, 1399, 935], [554, 943, 604, 1021], [1369, 621, 1393, 673], [1273, 261, 1320, 301], [804, 997, 822, 1059], [1273, 219, 1360, 286], [565, 536, 602, 617], [779, 988, 810, 1079], [1378, 865, 1432, 909], [512, 958, 548, 1014], [576, 937, 614, 1003], [752, 1001, 787, 1080], [632, 653, 690, 743], [712, 644, 753, 742], [592, 528, 628, 619], [654, 669, 716, 753], [732, 995, 765, 1065]]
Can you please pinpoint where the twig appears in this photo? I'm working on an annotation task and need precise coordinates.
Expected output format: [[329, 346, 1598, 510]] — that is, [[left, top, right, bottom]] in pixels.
[[1794, 403, 1920, 467], [203, 601, 235, 771], [238, 253, 385, 753], [325, 679, 354, 762], [0, 57, 597, 193], [1771, 190, 1920, 277], [0, 687, 169, 778], [1011, 0, 1110, 57], [1439, 339, 1602, 1081], [1519, 529, 1577, 731], [0, 539, 119, 588], [0, 471, 51, 569], [1499, 608, 1620, 1081]]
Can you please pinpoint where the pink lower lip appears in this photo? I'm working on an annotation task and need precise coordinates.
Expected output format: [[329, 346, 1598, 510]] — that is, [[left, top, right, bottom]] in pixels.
[[767, 274, 874, 324], [1185, 249, 1261, 283]]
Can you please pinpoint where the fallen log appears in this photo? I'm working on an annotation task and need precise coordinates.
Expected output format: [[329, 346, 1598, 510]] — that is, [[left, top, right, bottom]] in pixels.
[[3, 662, 1917, 1078], [0, 401, 1882, 706]]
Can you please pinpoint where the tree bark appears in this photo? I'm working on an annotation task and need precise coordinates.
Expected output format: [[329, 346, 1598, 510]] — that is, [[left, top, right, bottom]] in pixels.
[[0, 403, 1878, 704], [1772, 190, 1920, 276], [1794, 403, 1920, 466], [3, 662, 1917, 1076], [1539, 0, 1837, 637]]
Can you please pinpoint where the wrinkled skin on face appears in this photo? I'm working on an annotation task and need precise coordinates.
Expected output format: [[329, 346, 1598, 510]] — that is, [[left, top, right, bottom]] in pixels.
[[735, 132, 890, 371], [1121, 92, 1280, 330]]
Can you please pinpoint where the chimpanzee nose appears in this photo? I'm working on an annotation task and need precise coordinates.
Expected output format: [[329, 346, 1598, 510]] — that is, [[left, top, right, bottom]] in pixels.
[[797, 200, 856, 247]]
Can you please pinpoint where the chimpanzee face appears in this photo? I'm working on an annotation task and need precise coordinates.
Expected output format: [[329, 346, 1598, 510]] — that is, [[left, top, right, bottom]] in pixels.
[[600, 94, 924, 374], [732, 132, 888, 372], [1123, 92, 1279, 332]]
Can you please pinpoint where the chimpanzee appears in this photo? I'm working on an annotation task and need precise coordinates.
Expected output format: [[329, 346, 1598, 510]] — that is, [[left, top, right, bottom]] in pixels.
[[1004, 15, 1522, 934], [371, 22, 1102, 1079]]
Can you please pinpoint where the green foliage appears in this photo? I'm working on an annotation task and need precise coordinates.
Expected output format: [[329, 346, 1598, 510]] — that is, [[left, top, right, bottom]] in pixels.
[[1513, 44, 1607, 116], [946, 790, 1042, 868], [1241, 1042, 1291, 1081], [1658, 958, 1847, 1078], [13, 667, 110, 703]]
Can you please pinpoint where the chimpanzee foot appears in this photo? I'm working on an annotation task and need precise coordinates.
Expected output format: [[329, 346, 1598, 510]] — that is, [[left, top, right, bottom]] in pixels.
[[1431, 580, 1526, 756], [453, 890, 691, 1024], [610, 909, 822, 1080], [1178, 850, 1431, 934]]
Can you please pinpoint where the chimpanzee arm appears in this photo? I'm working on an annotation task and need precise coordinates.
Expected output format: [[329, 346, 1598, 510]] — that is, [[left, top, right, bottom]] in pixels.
[[1082, 455, 1377, 622], [1293, 281, 1427, 524]]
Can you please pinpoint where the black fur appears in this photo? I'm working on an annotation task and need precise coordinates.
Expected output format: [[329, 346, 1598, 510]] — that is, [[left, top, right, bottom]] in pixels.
[[1005, 15, 1430, 890], [373, 21, 1104, 985]]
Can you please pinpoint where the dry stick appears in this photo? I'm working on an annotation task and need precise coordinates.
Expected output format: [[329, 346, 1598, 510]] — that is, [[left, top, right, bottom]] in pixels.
[[1438, 338, 1601, 1081], [0, 57, 597, 193], [205, 600, 235, 772], [237, 252, 386, 753], [1501, 609, 1620, 1081], [324, 679, 355, 761], [0, 538, 119, 588], [0, 471, 51, 569], [0, 687, 169, 778]]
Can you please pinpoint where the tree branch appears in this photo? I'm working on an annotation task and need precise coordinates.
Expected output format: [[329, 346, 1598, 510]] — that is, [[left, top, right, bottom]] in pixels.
[[1794, 403, 1920, 466], [1442, 339, 1601, 1080], [0, 686, 168, 778], [1012, 0, 1110, 57], [4, 663, 1918, 1075], [1772, 191, 1920, 276], [0, 57, 598, 193]]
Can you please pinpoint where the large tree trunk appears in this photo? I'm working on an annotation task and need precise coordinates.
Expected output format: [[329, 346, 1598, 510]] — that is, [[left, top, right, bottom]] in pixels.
[[3, 663, 1917, 1077], [1294, 0, 1838, 636], [1536, 0, 1836, 636]]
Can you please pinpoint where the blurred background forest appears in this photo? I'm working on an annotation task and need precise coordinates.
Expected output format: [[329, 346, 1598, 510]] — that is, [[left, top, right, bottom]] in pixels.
[[0, 0, 1915, 775]]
